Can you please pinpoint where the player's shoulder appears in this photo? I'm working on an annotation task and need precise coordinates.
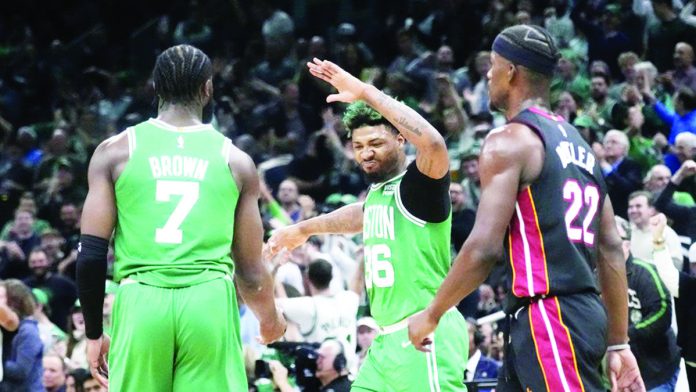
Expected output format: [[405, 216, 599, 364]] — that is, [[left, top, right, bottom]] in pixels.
[[482, 122, 541, 160]]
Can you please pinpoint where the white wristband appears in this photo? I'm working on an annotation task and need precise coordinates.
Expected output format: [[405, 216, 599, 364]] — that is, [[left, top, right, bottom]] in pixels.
[[606, 343, 631, 352]]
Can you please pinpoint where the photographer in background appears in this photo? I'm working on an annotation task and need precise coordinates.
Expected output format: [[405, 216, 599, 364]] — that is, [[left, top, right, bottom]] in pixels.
[[270, 339, 352, 392]]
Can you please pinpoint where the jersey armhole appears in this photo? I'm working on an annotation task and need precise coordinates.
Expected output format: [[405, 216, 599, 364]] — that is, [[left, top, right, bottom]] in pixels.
[[221, 137, 233, 164], [126, 127, 136, 157]]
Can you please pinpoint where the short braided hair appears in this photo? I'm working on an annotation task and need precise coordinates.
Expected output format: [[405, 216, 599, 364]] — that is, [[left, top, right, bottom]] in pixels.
[[152, 44, 212, 105]]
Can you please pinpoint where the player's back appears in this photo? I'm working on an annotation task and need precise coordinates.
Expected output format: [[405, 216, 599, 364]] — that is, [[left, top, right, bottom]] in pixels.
[[504, 107, 608, 312], [113, 118, 239, 287]]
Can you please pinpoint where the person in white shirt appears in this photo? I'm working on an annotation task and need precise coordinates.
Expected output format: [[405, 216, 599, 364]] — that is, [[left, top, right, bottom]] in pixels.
[[276, 259, 359, 371], [628, 191, 683, 268]]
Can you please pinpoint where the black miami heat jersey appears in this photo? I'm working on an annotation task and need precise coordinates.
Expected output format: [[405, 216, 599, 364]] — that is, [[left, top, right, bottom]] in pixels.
[[503, 107, 608, 312]]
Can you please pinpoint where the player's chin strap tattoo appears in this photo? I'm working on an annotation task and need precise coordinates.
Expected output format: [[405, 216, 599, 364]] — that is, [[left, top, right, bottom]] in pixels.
[[76, 234, 109, 339]]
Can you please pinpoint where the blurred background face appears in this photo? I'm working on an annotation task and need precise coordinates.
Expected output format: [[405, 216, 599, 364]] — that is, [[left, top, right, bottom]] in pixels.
[[29, 250, 51, 277], [42, 356, 66, 390], [673, 43, 693, 68], [627, 195, 653, 226], [590, 76, 608, 101], [436, 45, 454, 68], [315, 341, 340, 380], [357, 325, 377, 350], [461, 158, 480, 182], [645, 165, 672, 192], [449, 183, 466, 209], [602, 133, 627, 160], [14, 210, 34, 234], [557, 91, 577, 112], [277, 180, 299, 205]]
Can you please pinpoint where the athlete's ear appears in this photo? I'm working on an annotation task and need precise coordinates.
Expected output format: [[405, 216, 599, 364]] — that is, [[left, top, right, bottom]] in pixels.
[[396, 132, 406, 147], [201, 79, 213, 105], [508, 64, 517, 83]]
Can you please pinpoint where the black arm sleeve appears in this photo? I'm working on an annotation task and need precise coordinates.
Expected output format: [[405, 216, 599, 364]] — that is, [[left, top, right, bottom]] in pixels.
[[76, 234, 109, 339], [399, 161, 451, 223]]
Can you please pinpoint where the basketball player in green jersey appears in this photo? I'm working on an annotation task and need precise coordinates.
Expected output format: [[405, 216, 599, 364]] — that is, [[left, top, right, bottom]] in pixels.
[[266, 58, 468, 392], [75, 45, 286, 391]]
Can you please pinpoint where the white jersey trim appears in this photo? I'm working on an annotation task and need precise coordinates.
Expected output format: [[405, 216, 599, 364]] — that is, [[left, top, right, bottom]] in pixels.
[[126, 127, 136, 157], [148, 118, 213, 133], [395, 182, 426, 227]]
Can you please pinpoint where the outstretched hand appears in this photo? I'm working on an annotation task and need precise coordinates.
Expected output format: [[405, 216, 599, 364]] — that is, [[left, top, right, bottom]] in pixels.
[[264, 225, 310, 259], [606, 349, 645, 392], [306, 58, 366, 103]]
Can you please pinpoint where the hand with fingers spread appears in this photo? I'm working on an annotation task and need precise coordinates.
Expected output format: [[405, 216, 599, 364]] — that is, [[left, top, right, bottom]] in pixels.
[[306, 58, 367, 103], [86, 334, 111, 389], [607, 349, 645, 392]]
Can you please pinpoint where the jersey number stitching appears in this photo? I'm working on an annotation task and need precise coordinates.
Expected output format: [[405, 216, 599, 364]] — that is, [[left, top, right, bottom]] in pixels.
[[155, 180, 200, 244], [563, 180, 599, 246], [364, 244, 394, 289]]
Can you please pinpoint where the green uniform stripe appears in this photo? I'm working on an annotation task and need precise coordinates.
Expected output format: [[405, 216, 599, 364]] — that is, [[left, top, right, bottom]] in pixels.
[[633, 259, 667, 330]]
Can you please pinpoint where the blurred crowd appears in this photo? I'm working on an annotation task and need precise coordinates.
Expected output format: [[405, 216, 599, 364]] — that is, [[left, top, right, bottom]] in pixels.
[[2, 0, 696, 390]]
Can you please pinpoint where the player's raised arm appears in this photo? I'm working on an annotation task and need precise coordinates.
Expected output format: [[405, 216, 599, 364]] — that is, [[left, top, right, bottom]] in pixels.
[[265, 202, 364, 258], [230, 150, 286, 344], [76, 137, 120, 387], [307, 58, 448, 179]]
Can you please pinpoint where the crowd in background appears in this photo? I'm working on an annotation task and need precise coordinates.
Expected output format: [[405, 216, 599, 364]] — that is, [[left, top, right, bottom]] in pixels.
[[2, 0, 696, 390]]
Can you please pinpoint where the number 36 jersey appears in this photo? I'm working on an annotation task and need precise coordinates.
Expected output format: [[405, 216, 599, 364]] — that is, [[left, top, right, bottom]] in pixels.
[[504, 107, 608, 312], [362, 171, 452, 326], [113, 119, 239, 288]]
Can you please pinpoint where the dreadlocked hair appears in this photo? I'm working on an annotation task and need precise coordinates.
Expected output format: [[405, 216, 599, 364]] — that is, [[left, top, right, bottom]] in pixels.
[[342, 101, 397, 137], [152, 44, 212, 105]]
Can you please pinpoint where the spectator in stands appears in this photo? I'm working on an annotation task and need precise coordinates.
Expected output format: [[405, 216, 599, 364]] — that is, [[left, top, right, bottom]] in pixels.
[[65, 368, 89, 392], [645, 85, 696, 173], [596, 130, 643, 219], [276, 259, 358, 360], [646, 0, 696, 73], [615, 216, 681, 391], [672, 132, 696, 196], [464, 319, 500, 391], [65, 305, 86, 371], [276, 179, 302, 223], [671, 42, 696, 92], [450, 182, 475, 253], [610, 52, 640, 100], [645, 164, 695, 206], [586, 74, 617, 129], [571, 1, 633, 78], [42, 354, 66, 392], [459, 147, 481, 211], [32, 289, 66, 357], [650, 214, 696, 390], [355, 317, 377, 369], [551, 56, 590, 104], [270, 339, 352, 392], [0, 279, 43, 392], [628, 191, 683, 268], [405, 45, 469, 106], [653, 160, 696, 256], [387, 29, 420, 74], [0, 209, 41, 279], [23, 248, 76, 332]]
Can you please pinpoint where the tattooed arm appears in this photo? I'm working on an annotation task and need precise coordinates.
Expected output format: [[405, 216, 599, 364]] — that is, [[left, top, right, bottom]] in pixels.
[[307, 58, 449, 179]]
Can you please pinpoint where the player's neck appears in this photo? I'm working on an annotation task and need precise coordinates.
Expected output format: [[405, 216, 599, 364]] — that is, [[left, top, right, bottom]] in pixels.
[[505, 96, 550, 120], [157, 103, 203, 127]]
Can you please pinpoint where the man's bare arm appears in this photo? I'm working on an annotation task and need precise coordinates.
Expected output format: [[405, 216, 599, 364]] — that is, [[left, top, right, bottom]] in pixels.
[[423, 125, 532, 320], [230, 151, 284, 342], [265, 202, 363, 258], [306, 59, 448, 179], [596, 196, 629, 345]]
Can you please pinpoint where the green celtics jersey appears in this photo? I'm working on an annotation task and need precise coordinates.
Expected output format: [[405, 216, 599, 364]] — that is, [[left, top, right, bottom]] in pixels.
[[362, 171, 452, 326], [113, 118, 239, 287]]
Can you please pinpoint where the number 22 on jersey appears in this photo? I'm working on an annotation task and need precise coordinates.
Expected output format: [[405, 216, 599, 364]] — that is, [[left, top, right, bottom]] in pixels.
[[563, 180, 599, 246]]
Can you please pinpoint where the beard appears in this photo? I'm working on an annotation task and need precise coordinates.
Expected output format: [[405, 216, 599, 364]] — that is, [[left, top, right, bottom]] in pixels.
[[361, 154, 401, 184]]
